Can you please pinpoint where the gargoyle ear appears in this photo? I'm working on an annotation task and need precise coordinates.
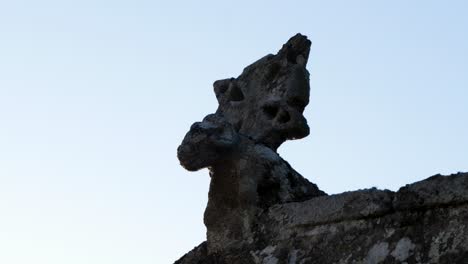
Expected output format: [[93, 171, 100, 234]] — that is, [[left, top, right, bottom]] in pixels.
[[213, 78, 245, 104], [277, 33, 311, 67]]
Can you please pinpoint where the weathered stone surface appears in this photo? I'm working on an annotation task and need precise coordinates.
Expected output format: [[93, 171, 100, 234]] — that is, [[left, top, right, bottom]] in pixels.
[[175, 34, 468, 263]]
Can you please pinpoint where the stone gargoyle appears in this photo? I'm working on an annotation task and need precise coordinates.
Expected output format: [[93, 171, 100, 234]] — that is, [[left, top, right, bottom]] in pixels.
[[177, 34, 326, 254]]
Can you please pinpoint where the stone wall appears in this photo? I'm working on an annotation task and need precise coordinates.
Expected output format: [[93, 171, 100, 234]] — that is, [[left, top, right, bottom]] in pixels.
[[176, 173, 468, 264]]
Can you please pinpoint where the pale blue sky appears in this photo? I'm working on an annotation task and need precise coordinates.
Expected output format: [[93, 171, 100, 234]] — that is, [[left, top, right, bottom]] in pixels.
[[0, 1, 467, 263]]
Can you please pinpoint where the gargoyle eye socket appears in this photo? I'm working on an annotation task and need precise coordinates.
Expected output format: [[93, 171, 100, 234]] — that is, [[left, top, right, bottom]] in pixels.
[[287, 97, 307, 111], [262, 104, 279, 119]]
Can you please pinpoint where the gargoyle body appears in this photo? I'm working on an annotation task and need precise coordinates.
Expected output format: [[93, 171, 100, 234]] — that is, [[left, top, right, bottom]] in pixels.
[[177, 34, 325, 253]]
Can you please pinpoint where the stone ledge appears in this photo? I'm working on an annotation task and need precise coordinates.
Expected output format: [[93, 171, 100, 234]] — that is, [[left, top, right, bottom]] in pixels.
[[268, 173, 468, 228], [394, 172, 468, 210], [268, 188, 394, 228]]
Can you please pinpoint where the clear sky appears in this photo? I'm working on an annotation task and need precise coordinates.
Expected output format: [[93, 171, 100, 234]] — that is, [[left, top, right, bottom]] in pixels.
[[0, 1, 467, 263]]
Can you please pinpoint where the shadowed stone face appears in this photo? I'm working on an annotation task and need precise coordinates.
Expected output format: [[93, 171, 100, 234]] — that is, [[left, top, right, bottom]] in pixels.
[[213, 34, 312, 150]]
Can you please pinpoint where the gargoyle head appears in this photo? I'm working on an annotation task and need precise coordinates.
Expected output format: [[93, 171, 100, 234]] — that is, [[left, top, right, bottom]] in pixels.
[[177, 114, 239, 171], [213, 34, 312, 150]]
